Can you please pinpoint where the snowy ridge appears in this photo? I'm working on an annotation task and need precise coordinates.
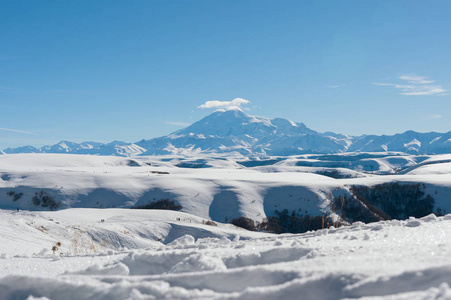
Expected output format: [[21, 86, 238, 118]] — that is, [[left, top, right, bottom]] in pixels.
[[347, 130, 451, 154], [1, 208, 451, 299], [5, 109, 451, 156], [2, 141, 146, 157]]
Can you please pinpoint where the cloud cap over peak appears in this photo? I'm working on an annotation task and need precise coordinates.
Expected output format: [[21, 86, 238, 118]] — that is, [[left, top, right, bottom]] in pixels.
[[198, 98, 251, 110]]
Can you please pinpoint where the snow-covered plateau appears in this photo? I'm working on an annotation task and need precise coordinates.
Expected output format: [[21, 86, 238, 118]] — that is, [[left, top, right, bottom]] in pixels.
[[1, 152, 451, 299], [1, 153, 451, 219]]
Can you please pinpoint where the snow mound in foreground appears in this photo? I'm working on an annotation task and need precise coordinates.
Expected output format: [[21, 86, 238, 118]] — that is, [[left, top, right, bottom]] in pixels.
[[1, 209, 451, 299]]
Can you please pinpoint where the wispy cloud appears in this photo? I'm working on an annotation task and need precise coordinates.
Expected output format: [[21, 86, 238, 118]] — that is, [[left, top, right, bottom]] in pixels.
[[198, 98, 251, 109], [399, 74, 434, 84], [164, 121, 191, 126], [326, 85, 343, 88], [0, 128, 35, 135], [429, 114, 443, 119], [47, 89, 98, 95], [0, 85, 13, 90], [373, 74, 446, 96]]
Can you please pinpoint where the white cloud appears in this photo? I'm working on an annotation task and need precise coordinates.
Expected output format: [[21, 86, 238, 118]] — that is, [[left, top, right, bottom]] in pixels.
[[399, 74, 434, 84], [373, 74, 446, 96], [372, 82, 414, 89], [401, 87, 446, 96], [198, 98, 251, 109], [0, 128, 35, 135], [326, 85, 343, 88], [48, 89, 97, 95], [164, 121, 191, 126], [430, 114, 443, 119]]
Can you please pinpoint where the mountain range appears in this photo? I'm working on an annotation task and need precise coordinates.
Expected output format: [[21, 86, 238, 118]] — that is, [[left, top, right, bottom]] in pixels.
[[3, 108, 451, 156]]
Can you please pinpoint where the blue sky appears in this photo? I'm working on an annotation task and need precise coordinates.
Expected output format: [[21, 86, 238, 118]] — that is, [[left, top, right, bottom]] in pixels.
[[1, 0, 450, 149]]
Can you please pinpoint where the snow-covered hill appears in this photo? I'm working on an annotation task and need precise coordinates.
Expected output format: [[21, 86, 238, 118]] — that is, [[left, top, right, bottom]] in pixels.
[[3, 108, 451, 156], [1, 153, 451, 223], [1, 208, 451, 299]]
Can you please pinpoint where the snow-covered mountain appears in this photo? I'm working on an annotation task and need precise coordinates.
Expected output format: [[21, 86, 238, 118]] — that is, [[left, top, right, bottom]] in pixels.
[[3, 108, 451, 156], [135, 108, 451, 156], [348, 130, 451, 154], [2, 140, 146, 157], [136, 108, 344, 156]]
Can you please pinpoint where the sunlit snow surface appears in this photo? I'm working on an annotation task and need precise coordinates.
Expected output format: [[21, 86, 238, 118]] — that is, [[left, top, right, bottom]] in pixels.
[[2, 153, 451, 220], [1, 153, 451, 299], [1, 209, 451, 299]]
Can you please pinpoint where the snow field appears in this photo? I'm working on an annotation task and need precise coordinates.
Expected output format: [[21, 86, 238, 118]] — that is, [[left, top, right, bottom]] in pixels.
[[1, 209, 451, 299], [1, 153, 451, 299]]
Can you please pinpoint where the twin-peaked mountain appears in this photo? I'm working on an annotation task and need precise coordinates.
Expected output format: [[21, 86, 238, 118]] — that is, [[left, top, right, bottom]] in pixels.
[[3, 109, 451, 156], [136, 109, 346, 156]]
